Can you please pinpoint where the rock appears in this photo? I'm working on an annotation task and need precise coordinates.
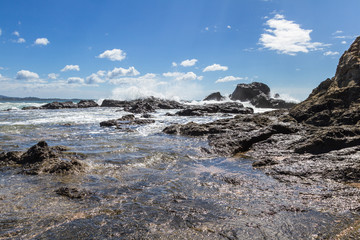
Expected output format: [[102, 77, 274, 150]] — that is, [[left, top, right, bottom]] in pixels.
[[203, 92, 225, 101], [100, 115, 155, 128], [274, 93, 280, 98], [175, 102, 253, 116], [100, 99, 128, 107], [230, 82, 296, 109], [230, 82, 270, 101], [77, 100, 99, 108], [0, 141, 85, 175], [100, 97, 185, 110], [55, 187, 90, 199], [41, 101, 78, 109], [290, 36, 360, 126]]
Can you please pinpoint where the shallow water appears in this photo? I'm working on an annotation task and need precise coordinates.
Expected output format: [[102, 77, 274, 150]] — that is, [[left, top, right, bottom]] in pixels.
[[0, 103, 358, 239]]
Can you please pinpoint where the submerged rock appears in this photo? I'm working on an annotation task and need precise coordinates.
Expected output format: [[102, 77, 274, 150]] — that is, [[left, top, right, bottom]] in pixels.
[[55, 187, 90, 199], [0, 141, 86, 175], [100, 114, 155, 128], [203, 92, 225, 101]]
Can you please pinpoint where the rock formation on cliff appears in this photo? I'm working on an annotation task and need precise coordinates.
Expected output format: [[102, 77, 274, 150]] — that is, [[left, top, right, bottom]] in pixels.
[[290, 36, 360, 126]]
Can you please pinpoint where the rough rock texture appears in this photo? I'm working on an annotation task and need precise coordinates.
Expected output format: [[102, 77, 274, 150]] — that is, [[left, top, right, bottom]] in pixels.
[[22, 100, 99, 110], [290, 36, 360, 126], [100, 114, 155, 128], [203, 92, 225, 101], [100, 97, 184, 113], [0, 141, 85, 175], [230, 82, 296, 109], [175, 102, 253, 116]]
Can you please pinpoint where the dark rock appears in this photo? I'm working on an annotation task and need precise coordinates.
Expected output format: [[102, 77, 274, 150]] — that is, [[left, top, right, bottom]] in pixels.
[[230, 82, 296, 109], [290, 36, 360, 126], [203, 92, 225, 101], [125, 102, 156, 114], [274, 93, 280, 98], [230, 82, 270, 101], [175, 102, 253, 116], [100, 115, 155, 128], [77, 100, 99, 108], [100, 97, 185, 110], [119, 114, 136, 121], [41, 101, 78, 109], [0, 141, 85, 175], [141, 113, 153, 118], [100, 119, 118, 127], [55, 187, 90, 199], [100, 99, 128, 107]]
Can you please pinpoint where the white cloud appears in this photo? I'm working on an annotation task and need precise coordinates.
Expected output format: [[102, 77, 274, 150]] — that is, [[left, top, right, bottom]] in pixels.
[[16, 70, 40, 80], [34, 38, 50, 46], [180, 59, 198, 67], [67, 77, 84, 84], [163, 71, 202, 81], [13, 31, 20, 37], [341, 41, 347, 44], [0, 29, 2, 36], [323, 51, 339, 56], [333, 30, 343, 35], [227, 25, 231, 29], [108, 73, 157, 85], [205, 27, 209, 31], [17, 38, 25, 43], [259, 14, 327, 55], [61, 65, 80, 72], [107, 66, 140, 79], [215, 76, 244, 83], [98, 49, 126, 61], [86, 70, 106, 84], [172, 62, 177, 67], [48, 73, 58, 80], [203, 64, 228, 72]]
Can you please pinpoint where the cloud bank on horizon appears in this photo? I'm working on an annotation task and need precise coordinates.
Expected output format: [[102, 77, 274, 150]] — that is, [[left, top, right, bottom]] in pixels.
[[0, 0, 358, 100]]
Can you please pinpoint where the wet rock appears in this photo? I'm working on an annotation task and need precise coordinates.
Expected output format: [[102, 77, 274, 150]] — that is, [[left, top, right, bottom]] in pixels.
[[290, 36, 360, 126], [41, 101, 78, 109], [0, 141, 86, 175], [203, 92, 225, 101], [100, 115, 155, 128], [100, 97, 185, 111], [230, 82, 296, 109], [175, 102, 253, 116], [100, 99, 128, 107], [76, 100, 99, 108], [55, 187, 90, 199]]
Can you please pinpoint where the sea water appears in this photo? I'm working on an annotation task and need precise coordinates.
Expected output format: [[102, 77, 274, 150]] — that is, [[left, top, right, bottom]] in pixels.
[[0, 100, 355, 239]]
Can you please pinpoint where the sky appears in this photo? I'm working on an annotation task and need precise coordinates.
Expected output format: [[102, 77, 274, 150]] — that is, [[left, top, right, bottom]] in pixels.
[[0, 0, 359, 101]]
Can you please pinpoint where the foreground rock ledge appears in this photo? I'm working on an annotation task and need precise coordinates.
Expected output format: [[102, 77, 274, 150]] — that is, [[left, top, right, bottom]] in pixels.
[[0, 141, 86, 175]]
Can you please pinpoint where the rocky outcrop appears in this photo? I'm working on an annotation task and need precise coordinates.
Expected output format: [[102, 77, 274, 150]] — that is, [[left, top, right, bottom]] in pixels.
[[175, 102, 253, 116], [100, 114, 155, 128], [203, 92, 225, 101], [22, 100, 99, 110], [290, 36, 360, 126], [230, 82, 296, 109], [100, 97, 184, 113], [0, 141, 86, 175]]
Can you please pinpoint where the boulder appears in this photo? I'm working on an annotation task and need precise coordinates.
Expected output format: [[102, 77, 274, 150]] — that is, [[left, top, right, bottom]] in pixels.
[[77, 100, 99, 108], [230, 82, 296, 109], [175, 102, 253, 116], [203, 92, 225, 101], [290, 36, 360, 126], [41, 101, 78, 109]]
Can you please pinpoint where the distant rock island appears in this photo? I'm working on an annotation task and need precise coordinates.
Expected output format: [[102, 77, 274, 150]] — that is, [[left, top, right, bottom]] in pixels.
[[203, 82, 296, 109]]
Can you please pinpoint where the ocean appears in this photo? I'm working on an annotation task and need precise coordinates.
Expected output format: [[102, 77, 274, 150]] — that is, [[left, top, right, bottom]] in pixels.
[[0, 99, 353, 239]]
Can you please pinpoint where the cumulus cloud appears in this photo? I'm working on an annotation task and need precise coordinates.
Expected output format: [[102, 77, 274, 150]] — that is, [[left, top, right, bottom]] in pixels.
[[86, 70, 106, 84], [61, 65, 80, 72], [48, 73, 59, 80], [67, 77, 84, 84], [107, 66, 140, 79], [180, 59, 198, 67], [34, 38, 50, 46], [341, 41, 347, 44], [323, 51, 339, 56], [13, 31, 20, 37], [16, 70, 40, 80], [203, 64, 228, 72], [215, 76, 244, 83], [163, 71, 202, 81], [98, 49, 126, 61], [172, 62, 177, 67], [259, 14, 327, 55], [17, 38, 25, 43], [227, 25, 231, 29], [0, 29, 2, 36]]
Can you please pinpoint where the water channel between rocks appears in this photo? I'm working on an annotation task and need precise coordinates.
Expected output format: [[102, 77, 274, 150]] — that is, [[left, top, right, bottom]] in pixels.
[[0, 107, 358, 239]]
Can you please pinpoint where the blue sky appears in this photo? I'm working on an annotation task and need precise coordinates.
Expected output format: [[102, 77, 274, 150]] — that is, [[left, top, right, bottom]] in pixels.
[[0, 0, 359, 100]]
